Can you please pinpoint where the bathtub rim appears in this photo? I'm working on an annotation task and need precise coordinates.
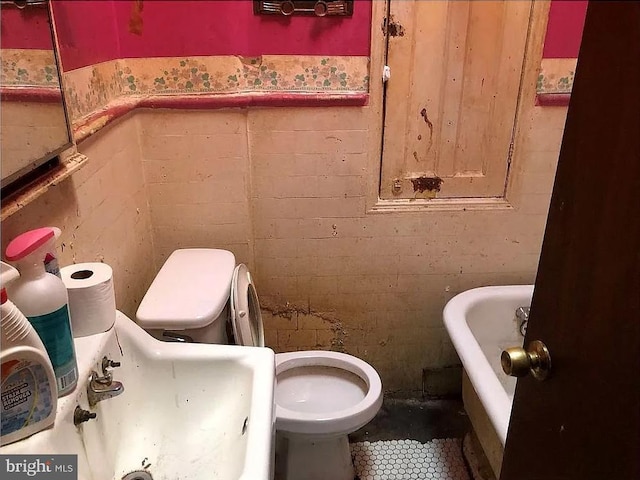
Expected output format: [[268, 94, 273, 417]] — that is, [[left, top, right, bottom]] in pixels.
[[443, 284, 534, 446]]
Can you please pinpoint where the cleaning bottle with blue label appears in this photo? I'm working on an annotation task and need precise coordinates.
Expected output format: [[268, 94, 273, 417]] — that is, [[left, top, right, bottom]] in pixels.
[[5, 228, 78, 397], [1, 284, 57, 446]]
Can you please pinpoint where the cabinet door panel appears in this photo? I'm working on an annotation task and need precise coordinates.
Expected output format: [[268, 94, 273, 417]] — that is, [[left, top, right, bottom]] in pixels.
[[381, 1, 531, 200]]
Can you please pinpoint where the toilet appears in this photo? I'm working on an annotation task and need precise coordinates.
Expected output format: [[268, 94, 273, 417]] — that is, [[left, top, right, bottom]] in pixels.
[[136, 249, 383, 480]]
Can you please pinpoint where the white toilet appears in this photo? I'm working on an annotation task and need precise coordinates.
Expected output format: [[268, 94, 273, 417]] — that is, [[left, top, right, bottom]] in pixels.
[[136, 249, 383, 480]]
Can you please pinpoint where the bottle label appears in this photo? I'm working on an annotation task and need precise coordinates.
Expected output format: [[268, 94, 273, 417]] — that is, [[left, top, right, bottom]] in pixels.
[[1, 360, 54, 436], [28, 305, 78, 395], [44, 253, 61, 278]]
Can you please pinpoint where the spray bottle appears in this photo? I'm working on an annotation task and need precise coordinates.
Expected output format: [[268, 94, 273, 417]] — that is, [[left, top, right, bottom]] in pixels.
[[5, 228, 78, 397]]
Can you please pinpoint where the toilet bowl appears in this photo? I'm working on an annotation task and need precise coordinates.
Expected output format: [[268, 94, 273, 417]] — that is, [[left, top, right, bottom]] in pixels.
[[275, 350, 383, 480], [136, 249, 383, 480], [276, 350, 382, 436]]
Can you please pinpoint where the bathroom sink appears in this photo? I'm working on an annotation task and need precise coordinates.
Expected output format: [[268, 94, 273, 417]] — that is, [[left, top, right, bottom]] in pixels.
[[0, 311, 276, 480]]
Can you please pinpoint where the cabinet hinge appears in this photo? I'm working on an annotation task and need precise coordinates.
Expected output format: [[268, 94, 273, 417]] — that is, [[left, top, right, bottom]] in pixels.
[[507, 140, 515, 168]]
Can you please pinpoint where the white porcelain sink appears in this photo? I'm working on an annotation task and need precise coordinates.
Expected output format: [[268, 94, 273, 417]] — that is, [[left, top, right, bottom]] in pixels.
[[1, 311, 276, 480]]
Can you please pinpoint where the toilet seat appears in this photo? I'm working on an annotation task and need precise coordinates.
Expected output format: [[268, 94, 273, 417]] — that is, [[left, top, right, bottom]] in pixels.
[[230, 264, 264, 347], [274, 350, 383, 437]]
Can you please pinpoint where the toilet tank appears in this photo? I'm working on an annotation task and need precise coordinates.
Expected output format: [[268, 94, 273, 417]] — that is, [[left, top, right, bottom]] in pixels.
[[136, 249, 236, 343]]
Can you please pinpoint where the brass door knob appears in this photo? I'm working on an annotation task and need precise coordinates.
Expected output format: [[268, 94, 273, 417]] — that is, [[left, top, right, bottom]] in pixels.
[[501, 340, 551, 381]]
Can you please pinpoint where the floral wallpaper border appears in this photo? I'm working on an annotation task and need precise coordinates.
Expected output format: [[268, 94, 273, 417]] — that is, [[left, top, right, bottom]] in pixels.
[[62, 60, 124, 123], [1, 49, 60, 88], [537, 58, 576, 95], [63, 55, 370, 123]]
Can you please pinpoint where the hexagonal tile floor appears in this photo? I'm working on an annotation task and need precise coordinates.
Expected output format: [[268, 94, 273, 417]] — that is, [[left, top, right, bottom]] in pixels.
[[350, 438, 470, 480]]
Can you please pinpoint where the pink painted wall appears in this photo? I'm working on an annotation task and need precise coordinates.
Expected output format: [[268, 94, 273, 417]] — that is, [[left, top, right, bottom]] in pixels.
[[1, 6, 53, 50], [543, 0, 588, 58], [52, 0, 372, 71], [52, 0, 120, 71], [114, 1, 371, 59]]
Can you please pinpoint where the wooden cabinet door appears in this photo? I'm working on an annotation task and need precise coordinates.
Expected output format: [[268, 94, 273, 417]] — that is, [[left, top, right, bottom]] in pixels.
[[381, 1, 531, 200]]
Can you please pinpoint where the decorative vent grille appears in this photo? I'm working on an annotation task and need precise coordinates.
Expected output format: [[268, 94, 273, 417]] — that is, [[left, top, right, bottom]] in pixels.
[[253, 1, 353, 17]]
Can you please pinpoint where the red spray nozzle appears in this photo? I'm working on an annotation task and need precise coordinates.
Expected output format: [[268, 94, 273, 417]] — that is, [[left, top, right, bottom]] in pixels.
[[5, 228, 55, 262]]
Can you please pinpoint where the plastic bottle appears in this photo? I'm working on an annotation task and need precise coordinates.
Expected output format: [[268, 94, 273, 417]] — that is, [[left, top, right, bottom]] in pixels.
[[43, 227, 62, 278], [1, 287, 58, 446], [5, 228, 78, 397]]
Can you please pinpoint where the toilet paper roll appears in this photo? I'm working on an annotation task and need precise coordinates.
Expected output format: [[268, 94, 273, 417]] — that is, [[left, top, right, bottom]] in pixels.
[[61, 262, 116, 338]]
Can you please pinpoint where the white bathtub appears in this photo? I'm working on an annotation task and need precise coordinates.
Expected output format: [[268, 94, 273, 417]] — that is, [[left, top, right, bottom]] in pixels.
[[443, 285, 534, 475]]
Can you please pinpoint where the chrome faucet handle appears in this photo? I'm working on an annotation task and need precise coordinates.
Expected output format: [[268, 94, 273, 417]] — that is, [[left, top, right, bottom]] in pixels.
[[515, 306, 531, 337], [515, 306, 530, 321], [87, 370, 125, 407], [102, 356, 121, 371], [90, 369, 112, 386], [100, 356, 121, 380]]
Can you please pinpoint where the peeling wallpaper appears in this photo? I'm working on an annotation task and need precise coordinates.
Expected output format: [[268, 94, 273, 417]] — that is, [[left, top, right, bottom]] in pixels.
[[1, 49, 59, 88], [63, 55, 369, 124], [537, 58, 576, 95], [50, 0, 372, 130]]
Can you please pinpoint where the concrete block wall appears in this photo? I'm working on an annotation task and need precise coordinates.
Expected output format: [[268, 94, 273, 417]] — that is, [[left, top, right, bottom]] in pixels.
[[1, 102, 69, 182], [1, 117, 156, 319], [137, 102, 566, 393], [2, 99, 564, 393], [137, 110, 254, 269]]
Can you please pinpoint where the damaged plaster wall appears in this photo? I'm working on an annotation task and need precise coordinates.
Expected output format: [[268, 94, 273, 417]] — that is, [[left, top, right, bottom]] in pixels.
[[136, 102, 563, 394], [247, 103, 564, 394], [132, 36, 566, 394], [261, 301, 348, 352], [1, 116, 156, 319], [27, 95, 560, 395]]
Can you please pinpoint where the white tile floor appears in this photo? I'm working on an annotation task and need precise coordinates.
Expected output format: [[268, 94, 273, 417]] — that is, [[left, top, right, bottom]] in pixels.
[[350, 438, 470, 480]]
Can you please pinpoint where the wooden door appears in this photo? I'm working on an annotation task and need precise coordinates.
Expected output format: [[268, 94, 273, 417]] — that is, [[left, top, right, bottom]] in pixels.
[[381, 1, 531, 199], [501, 2, 640, 479]]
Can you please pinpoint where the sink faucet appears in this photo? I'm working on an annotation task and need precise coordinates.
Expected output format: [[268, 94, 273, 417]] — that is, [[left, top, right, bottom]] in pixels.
[[87, 356, 124, 407], [515, 306, 530, 337]]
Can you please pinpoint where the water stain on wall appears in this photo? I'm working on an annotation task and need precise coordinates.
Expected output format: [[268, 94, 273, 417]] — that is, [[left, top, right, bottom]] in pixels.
[[262, 302, 348, 352], [129, 0, 144, 35]]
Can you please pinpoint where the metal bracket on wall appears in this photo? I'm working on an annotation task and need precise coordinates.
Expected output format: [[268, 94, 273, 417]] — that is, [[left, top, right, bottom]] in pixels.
[[0, 0, 48, 8], [253, 1, 353, 17]]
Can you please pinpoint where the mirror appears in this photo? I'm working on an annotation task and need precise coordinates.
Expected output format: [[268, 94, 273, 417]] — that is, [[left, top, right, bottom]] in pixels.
[[0, 1, 72, 191]]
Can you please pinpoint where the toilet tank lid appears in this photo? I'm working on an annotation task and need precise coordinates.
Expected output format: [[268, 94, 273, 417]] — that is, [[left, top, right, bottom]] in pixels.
[[136, 249, 236, 330]]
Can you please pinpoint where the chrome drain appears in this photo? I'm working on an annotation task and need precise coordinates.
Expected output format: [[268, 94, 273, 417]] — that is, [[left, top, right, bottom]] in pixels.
[[122, 471, 152, 480]]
